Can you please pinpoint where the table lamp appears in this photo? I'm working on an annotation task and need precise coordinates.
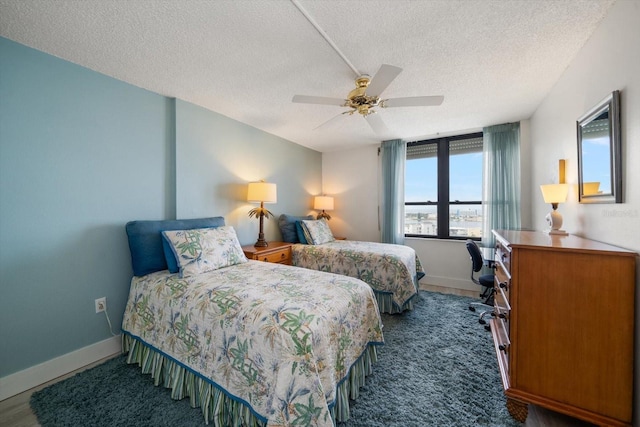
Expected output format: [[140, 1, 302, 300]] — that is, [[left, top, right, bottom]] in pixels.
[[247, 181, 277, 247], [314, 196, 334, 220], [540, 184, 569, 235]]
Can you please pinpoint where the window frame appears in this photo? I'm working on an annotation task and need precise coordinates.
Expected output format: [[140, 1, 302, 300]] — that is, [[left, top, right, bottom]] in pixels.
[[405, 132, 483, 241]]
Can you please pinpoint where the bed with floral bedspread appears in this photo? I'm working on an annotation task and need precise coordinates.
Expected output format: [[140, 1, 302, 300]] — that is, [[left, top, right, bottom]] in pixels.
[[291, 240, 424, 314], [122, 218, 383, 427], [278, 216, 425, 314]]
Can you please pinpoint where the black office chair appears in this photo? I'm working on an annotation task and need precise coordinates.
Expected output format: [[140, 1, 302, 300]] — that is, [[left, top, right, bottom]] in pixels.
[[465, 239, 495, 326]]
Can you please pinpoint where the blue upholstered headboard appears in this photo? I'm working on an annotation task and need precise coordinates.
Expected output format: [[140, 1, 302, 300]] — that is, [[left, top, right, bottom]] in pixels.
[[125, 217, 225, 276]]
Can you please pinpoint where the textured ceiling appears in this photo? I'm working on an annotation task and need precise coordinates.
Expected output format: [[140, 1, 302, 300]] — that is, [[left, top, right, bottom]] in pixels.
[[0, 0, 614, 152]]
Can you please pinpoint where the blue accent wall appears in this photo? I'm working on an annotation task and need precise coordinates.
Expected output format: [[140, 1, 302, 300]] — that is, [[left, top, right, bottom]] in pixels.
[[0, 37, 321, 377]]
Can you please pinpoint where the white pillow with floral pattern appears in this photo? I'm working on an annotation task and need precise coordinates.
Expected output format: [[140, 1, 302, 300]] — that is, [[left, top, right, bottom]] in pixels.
[[300, 219, 335, 245], [162, 226, 247, 277]]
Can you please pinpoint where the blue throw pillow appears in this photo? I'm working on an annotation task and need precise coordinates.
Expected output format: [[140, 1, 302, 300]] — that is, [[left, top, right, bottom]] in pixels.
[[295, 221, 309, 244], [125, 217, 225, 276], [278, 214, 313, 243]]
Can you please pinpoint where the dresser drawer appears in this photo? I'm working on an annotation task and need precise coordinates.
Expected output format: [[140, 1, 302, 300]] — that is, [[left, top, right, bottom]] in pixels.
[[495, 242, 511, 274], [494, 286, 511, 328], [490, 318, 510, 390], [495, 267, 510, 301], [258, 247, 291, 264]]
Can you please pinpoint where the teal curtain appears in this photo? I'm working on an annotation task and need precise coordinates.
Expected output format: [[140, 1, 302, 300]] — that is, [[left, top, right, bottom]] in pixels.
[[381, 139, 406, 244], [482, 123, 521, 247]]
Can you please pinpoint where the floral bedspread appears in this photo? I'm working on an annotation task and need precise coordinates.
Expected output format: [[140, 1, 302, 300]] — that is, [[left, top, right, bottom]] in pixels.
[[121, 260, 383, 427], [291, 240, 423, 309]]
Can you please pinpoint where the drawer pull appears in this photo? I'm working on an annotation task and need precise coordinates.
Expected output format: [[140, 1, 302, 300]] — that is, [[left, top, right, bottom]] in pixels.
[[499, 344, 509, 353], [280, 253, 285, 259], [499, 281, 508, 289]]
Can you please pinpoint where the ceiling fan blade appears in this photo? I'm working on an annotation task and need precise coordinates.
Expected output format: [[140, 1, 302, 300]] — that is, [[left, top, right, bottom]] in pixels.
[[292, 95, 345, 106], [365, 113, 390, 137], [313, 112, 346, 130], [366, 64, 403, 97], [383, 96, 444, 108]]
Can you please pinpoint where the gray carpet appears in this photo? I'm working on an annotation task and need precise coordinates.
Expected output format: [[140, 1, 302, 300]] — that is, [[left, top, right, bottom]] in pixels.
[[30, 291, 521, 426]]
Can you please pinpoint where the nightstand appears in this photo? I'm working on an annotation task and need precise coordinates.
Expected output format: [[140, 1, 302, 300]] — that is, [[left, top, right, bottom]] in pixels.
[[242, 242, 292, 265]]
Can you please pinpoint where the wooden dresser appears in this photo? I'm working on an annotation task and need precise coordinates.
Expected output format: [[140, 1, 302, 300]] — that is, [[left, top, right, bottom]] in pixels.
[[490, 229, 636, 426], [242, 242, 292, 265]]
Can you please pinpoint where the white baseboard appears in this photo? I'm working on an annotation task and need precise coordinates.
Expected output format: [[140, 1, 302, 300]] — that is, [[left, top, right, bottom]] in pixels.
[[0, 335, 122, 401], [422, 274, 478, 293]]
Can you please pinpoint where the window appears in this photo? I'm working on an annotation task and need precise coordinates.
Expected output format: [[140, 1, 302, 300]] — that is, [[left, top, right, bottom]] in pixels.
[[405, 133, 483, 240]]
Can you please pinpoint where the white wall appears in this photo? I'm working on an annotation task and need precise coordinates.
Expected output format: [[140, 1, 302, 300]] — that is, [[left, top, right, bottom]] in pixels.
[[529, 1, 640, 422], [406, 238, 479, 292], [322, 146, 381, 243], [530, 1, 640, 246]]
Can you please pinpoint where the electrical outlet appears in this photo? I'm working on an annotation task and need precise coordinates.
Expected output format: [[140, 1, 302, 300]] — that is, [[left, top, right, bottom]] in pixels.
[[95, 297, 106, 313]]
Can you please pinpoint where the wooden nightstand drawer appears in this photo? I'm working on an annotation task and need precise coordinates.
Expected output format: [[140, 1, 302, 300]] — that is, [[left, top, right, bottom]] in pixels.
[[242, 242, 292, 265], [259, 247, 291, 264]]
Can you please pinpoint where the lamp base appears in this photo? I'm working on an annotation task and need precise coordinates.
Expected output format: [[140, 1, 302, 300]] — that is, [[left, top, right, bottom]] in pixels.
[[545, 209, 567, 236], [254, 239, 268, 247], [317, 211, 331, 220], [254, 214, 268, 247]]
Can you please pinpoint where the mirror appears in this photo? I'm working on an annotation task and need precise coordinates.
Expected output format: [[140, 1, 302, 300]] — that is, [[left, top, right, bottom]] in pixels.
[[577, 90, 621, 203]]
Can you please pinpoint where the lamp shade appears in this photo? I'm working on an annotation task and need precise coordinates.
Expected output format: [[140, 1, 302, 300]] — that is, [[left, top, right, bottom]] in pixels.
[[582, 182, 601, 196], [540, 184, 569, 204], [247, 182, 277, 203], [314, 196, 334, 211]]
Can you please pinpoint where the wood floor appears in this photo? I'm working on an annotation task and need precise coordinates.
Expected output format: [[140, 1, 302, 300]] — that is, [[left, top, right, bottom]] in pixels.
[[0, 286, 596, 427]]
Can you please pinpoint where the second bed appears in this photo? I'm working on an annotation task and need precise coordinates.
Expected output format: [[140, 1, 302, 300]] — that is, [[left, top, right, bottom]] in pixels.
[[280, 215, 425, 314]]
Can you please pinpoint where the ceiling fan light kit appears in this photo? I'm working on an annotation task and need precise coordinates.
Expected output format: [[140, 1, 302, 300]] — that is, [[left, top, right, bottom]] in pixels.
[[344, 75, 381, 116], [292, 64, 444, 135]]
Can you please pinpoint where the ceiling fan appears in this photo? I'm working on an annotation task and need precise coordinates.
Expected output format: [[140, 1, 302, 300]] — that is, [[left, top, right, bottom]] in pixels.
[[292, 64, 444, 135]]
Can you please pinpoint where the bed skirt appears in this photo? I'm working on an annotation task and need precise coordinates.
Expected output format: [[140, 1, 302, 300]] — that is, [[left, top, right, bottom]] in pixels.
[[122, 333, 378, 426], [374, 290, 416, 314]]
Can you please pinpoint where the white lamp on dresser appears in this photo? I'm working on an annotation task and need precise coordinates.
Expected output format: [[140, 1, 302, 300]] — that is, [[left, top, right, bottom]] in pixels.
[[539, 183, 569, 235]]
